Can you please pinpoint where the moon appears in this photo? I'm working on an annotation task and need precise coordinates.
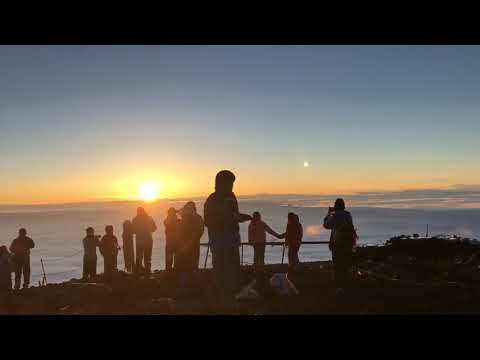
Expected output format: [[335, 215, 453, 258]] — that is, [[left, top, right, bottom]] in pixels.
[[303, 161, 310, 168]]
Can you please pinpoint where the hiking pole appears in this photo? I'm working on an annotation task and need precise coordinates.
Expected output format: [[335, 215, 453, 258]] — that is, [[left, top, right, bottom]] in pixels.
[[204, 244, 210, 269], [40, 258, 48, 286], [281, 242, 286, 264]]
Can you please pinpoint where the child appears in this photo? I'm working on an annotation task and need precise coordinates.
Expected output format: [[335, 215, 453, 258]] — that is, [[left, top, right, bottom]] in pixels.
[[99, 225, 120, 281], [248, 212, 281, 266], [82, 227, 100, 281], [278, 213, 303, 275], [122, 220, 135, 273]]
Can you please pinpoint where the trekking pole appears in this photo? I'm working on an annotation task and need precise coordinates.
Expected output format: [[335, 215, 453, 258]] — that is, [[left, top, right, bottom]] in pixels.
[[40, 258, 48, 286], [204, 244, 210, 269], [281, 242, 286, 264]]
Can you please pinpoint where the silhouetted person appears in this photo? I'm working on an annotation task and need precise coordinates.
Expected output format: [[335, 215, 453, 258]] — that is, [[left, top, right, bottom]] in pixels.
[[9, 228, 34, 290], [177, 201, 204, 295], [122, 220, 135, 273], [248, 212, 280, 266], [204, 170, 252, 299], [323, 198, 356, 289], [82, 227, 100, 281], [0, 246, 12, 293], [99, 225, 120, 281], [164, 208, 181, 272], [278, 213, 303, 276], [132, 207, 157, 275]]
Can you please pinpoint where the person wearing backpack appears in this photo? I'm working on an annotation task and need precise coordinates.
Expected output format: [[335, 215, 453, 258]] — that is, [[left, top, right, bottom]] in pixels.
[[323, 198, 357, 289]]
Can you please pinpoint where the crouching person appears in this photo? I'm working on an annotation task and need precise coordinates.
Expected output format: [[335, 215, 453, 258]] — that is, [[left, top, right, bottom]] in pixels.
[[99, 225, 120, 282]]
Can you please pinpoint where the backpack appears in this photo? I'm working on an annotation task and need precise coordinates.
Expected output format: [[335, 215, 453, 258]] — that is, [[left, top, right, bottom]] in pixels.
[[333, 220, 358, 249]]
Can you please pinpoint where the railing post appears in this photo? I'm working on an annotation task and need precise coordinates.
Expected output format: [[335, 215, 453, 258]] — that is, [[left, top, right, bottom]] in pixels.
[[281, 243, 286, 264], [241, 244, 244, 265]]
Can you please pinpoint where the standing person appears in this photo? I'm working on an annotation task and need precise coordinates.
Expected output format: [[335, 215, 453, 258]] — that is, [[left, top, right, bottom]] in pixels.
[[9, 228, 34, 290], [164, 207, 181, 272], [122, 220, 135, 273], [132, 207, 157, 275], [99, 225, 120, 282], [177, 201, 204, 295], [204, 170, 252, 299], [278, 213, 303, 275], [0, 246, 12, 293], [248, 212, 281, 266], [82, 227, 100, 281], [323, 198, 357, 290]]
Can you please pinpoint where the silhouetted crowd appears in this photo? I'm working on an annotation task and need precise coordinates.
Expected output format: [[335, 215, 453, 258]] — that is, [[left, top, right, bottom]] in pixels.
[[0, 170, 358, 300]]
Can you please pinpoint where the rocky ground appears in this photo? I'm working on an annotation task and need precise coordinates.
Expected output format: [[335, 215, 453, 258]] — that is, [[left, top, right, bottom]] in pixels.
[[2, 239, 480, 315]]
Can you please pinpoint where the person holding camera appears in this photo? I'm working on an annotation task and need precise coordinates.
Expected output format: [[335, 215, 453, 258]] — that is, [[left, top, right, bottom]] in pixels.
[[82, 227, 100, 281], [323, 198, 357, 290], [164, 207, 181, 272]]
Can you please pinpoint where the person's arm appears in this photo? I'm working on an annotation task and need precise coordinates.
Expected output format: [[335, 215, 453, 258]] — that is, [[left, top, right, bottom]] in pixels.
[[29, 237, 35, 249], [277, 232, 286, 239], [9, 240, 14, 253], [237, 213, 253, 223], [264, 223, 280, 238], [323, 213, 335, 230]]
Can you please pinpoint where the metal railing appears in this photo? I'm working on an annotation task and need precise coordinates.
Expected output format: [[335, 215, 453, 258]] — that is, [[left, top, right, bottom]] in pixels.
[[200, 241, 329, 268]]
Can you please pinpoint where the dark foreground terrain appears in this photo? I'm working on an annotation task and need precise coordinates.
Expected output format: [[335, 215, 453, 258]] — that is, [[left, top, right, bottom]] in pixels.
[[2, 238, 480, 315]]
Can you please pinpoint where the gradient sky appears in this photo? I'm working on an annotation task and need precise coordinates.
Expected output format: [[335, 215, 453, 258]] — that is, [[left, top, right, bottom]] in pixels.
[[1, 45, 480, 204]]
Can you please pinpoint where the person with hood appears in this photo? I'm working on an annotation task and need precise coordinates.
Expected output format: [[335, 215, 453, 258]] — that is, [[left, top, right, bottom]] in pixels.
[[323, 198, 357, 289], [248, 211, 281, 266], [164, 207, 181, 272], [176, 201, 204, 295], [99, 225, 120, 281], [82, 227, 100, 280], [278, 213, 303, 275], [0, 246, 12, 293], [9, 228, 35, 290], [122, 220, 135, 273], [204, 170, 252, 298], [132, 207, 157, 275]]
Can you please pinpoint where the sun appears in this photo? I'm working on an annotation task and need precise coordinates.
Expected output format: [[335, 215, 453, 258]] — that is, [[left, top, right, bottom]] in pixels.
[[139, 183, 160, 202]]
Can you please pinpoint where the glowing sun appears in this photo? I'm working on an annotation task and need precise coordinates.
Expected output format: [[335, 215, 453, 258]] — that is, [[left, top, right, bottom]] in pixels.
[[139, 183, 160, 202]]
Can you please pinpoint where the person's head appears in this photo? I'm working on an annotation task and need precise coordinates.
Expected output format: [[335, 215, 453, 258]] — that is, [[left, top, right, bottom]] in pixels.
[[252, 211, 261, 221], [167, 207, 177, 218], [123, 220, 131, 231], [86, 227, 95, 237], [288, 212, 300, 224], [19, 228, 27, 237], [105, 225, 114, 235], [137, 207, 147, 216], [215, 170, 236, 194], [334, 198, 345, 211], [181, 201, 197, 216]]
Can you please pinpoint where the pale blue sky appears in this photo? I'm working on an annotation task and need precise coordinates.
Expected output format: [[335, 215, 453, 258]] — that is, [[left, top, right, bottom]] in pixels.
[[1, 46, 480, 203]]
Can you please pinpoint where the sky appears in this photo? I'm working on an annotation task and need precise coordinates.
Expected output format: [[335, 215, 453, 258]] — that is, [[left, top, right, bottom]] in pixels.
[[1, 45, 480, 204]]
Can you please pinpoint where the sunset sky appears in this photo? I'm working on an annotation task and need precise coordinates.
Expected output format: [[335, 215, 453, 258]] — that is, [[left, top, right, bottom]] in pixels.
[[1, 45, 480, 204]]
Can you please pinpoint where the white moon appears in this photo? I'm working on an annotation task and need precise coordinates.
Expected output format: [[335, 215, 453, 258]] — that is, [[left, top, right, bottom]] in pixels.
[[303, 161, 310, 167]]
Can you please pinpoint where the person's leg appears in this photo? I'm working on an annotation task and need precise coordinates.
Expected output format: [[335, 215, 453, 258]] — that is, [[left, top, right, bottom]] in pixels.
[[13, 257, 22, 290], [135, 241, 144, 273], [92, 259, 97, 277], [83, 256, 88, 279], [23, 256, 30, 288], [144, 238, 153, 274], [259, 244, 266, 265], [227, 245, 241, 296], [253, 245, 259, 266], [165, 243, 173, 271]]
